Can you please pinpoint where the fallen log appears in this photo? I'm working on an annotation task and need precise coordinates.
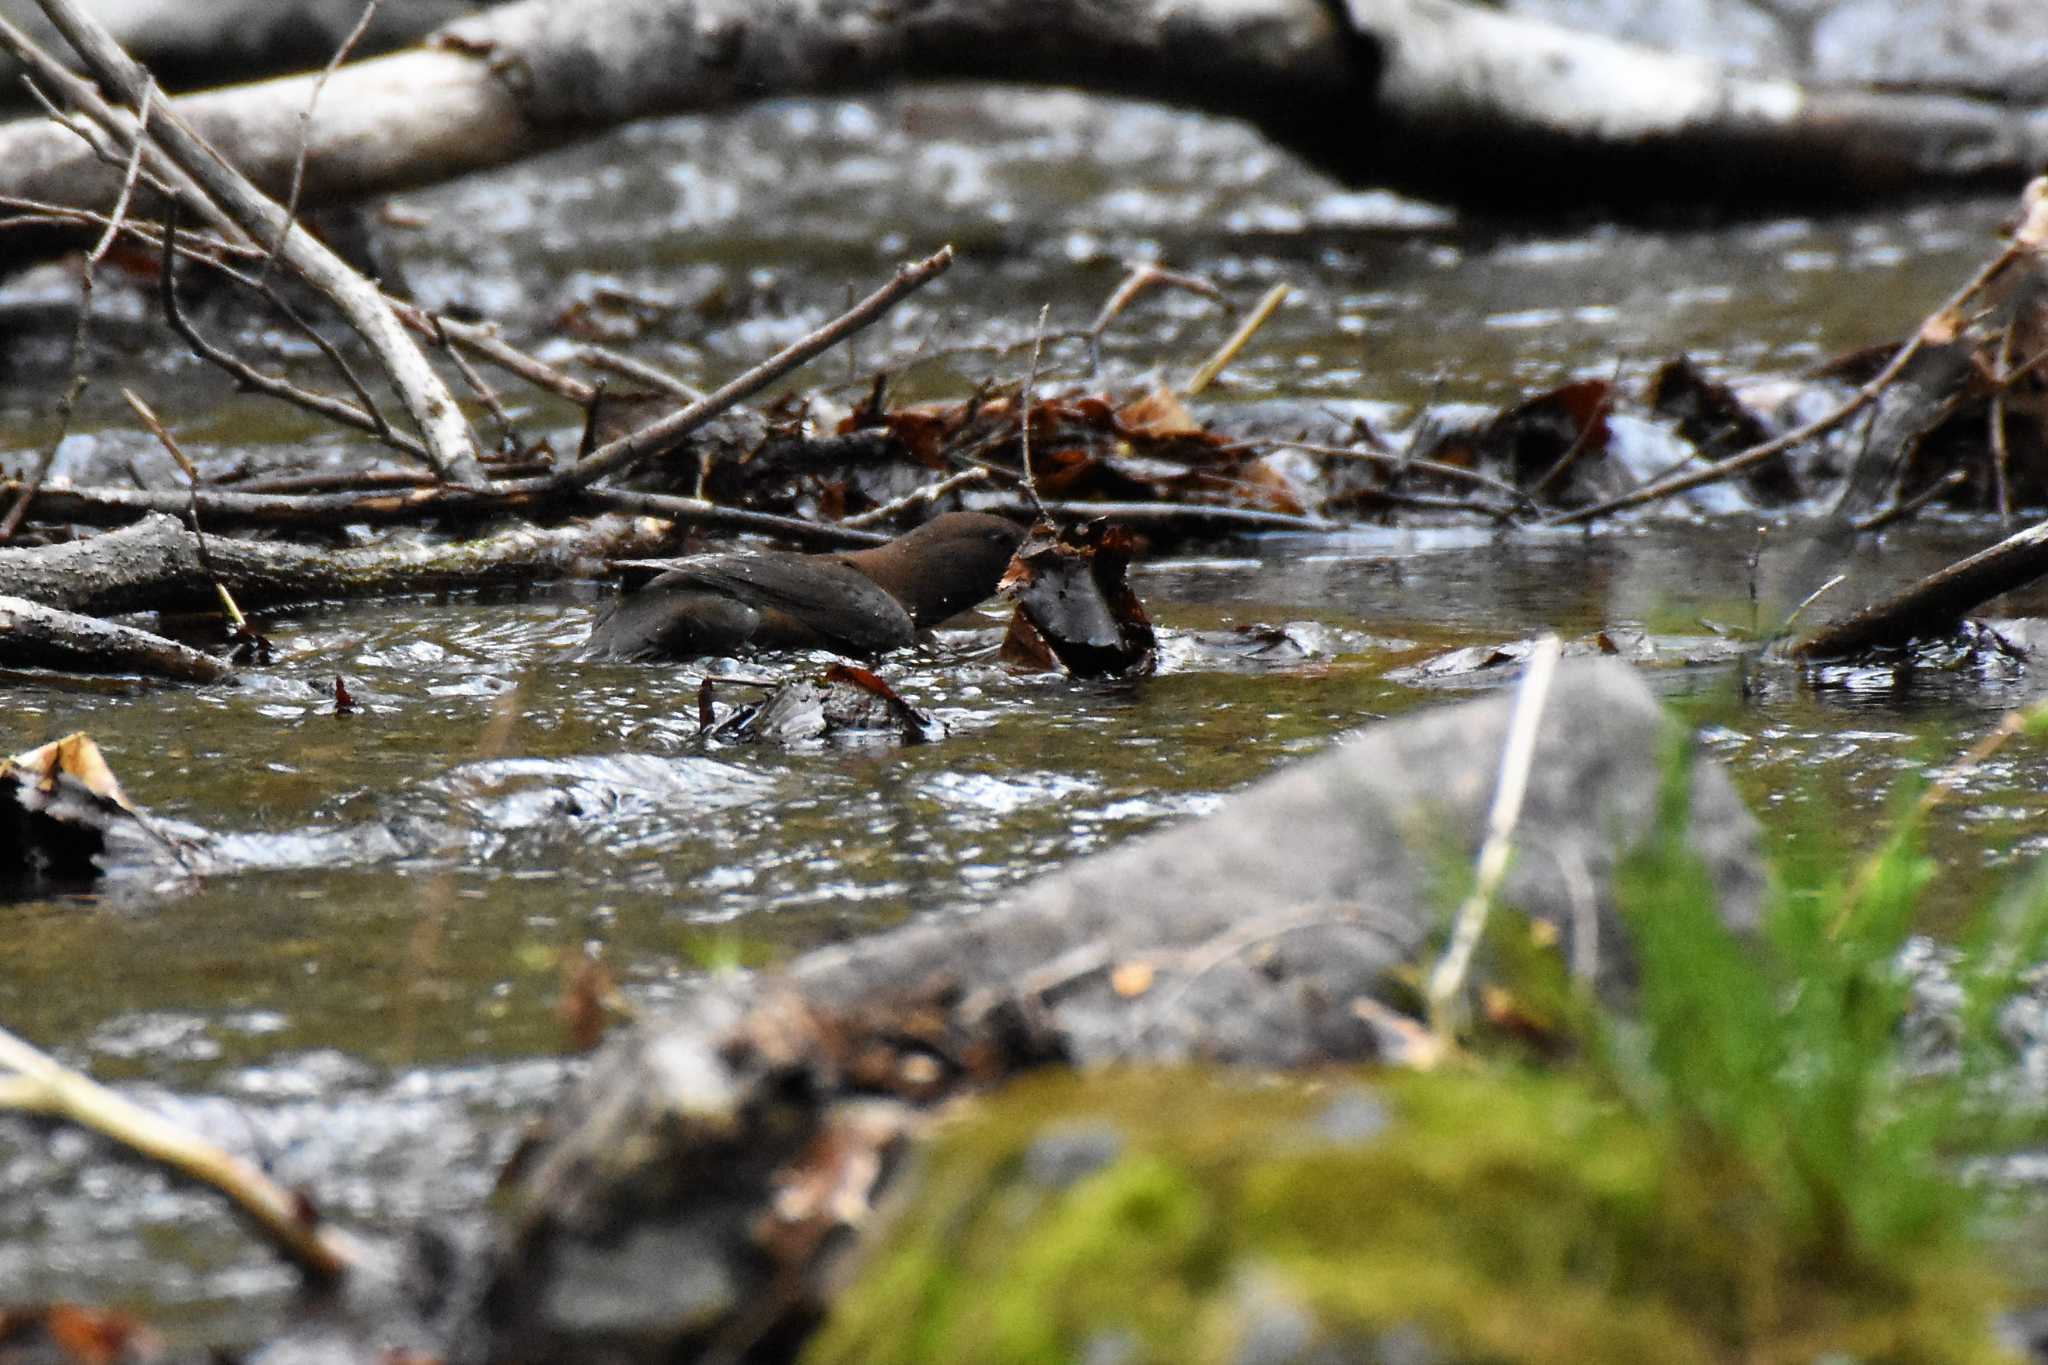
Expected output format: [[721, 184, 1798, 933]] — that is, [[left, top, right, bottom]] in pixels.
[[469, 656, 1763, 1361], [1790, 516, 2048, 659], [0, 0, 2043, 231], [0, 510, 685, 614], [0, 0, 468, 110], [0, 592, 230, 680]]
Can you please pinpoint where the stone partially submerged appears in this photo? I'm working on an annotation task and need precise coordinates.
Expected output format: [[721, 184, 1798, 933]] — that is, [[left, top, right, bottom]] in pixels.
[[464, 658, 1764, 1362]]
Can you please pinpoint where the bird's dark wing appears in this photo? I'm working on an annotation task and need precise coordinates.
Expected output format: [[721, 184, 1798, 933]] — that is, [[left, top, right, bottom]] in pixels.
[[580, 552, 915, 661]]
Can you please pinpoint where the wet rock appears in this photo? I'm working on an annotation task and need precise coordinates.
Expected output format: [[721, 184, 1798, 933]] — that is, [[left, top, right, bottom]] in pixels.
[[461, 658, 1764, 1362]]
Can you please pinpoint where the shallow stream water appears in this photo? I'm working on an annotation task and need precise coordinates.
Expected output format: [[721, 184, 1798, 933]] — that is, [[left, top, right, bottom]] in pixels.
[[2, 86, 2045, 1345]]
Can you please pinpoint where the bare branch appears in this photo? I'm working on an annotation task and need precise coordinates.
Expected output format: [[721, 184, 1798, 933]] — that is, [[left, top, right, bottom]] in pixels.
[[31, 0, 484, 482], [545, 245, 954, 491]]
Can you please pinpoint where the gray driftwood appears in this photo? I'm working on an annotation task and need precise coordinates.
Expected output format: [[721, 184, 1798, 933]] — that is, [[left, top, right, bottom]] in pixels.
[[468, 657, 1762, 1363], [0, 591, 230, 679], [0, 511, 684, 614], [0, 0, 469, 108], [0, 0, 2043, 228]]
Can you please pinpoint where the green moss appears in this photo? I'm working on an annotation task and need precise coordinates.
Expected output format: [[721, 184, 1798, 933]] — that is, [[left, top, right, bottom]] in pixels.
[[805, 1068, 2013, 1365]]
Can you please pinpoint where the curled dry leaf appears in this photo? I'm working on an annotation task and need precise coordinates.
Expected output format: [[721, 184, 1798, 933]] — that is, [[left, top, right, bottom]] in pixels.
[[998, 520, 1157, 680]]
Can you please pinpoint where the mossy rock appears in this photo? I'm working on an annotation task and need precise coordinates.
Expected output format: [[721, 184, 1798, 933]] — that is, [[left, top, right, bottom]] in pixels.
[[805, 1068, 2014, 1365]]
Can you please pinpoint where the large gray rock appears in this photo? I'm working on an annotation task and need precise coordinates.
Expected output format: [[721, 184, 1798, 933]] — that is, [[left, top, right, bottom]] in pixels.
[[791, 654, 1762, 1064]]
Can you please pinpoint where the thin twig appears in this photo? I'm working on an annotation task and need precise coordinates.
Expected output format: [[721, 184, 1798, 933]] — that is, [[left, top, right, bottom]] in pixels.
[[1090, 262, 1225, 337], [0, 197, 249, 261], [1425, 632, 1564, 1039], [1780, 572, 1846, 634], [0, 1023, 360, 1281], [158, 208, 426, 460], [1851, 468, 1968, 533], [1087, 261, 1225, 375], [1017, 302, 1051, 520], [1526, 360, 1622, 502], [441, 332, 519, 449], [1183, 281, 1289, 397], [1991, 320, 2015, 528], [263, 0, 378, 279], [576, 344, 706, 403], [401, 306, 597, 405], [119, 387, 247, 628], [548, 245, 954, 491], [841, 467, 992, 528], [581, 489, 889, 547]]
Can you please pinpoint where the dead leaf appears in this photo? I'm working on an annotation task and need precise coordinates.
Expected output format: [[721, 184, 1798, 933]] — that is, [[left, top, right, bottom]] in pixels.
[[1118, 385, 1203, 439], [999, 520, 1156, 679], [6, 733, 137, 813]]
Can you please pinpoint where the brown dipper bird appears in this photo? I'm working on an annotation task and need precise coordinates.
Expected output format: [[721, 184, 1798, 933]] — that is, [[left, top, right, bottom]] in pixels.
[[579, 511, 1024, 661]]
